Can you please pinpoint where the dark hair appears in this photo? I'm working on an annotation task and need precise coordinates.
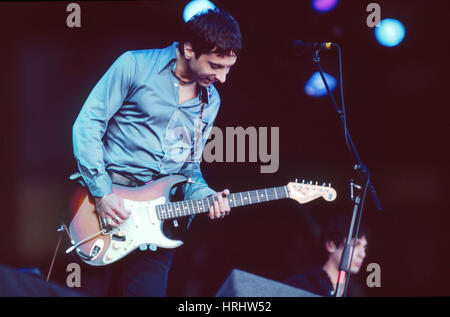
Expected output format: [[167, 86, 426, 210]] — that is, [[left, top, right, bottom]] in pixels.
[[178, 8, 242, 58], [319, 215, 370, 261]]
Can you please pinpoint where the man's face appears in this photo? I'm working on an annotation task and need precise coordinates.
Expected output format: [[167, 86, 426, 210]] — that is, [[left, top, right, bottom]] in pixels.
[[328, 236, 368, 274], [187, 49, 237, 87]]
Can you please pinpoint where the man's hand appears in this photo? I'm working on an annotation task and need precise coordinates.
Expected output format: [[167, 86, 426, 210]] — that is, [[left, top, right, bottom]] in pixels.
[[94, 193, 131, 228], [208, 189, 231, 220]]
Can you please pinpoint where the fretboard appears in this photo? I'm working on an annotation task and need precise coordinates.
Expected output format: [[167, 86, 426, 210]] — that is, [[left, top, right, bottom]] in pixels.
[[156, 186, 289, 220]]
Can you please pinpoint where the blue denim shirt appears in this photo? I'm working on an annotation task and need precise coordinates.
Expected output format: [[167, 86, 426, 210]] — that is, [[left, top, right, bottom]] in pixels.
[[73, 42, 219, 200]]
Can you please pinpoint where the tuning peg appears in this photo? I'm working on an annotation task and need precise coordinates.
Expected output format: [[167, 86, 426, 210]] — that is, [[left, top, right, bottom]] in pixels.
[[302, 179, 305, 184], [295, 179, 298, 183], [322, 182, 326, 186]]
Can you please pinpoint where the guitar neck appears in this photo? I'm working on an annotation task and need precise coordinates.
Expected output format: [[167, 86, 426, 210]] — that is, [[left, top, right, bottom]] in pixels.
[[156, 186, 290, 220]]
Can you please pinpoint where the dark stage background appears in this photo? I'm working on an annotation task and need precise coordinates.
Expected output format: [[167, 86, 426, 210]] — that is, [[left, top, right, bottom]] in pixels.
[[0, 0, 448, 296]]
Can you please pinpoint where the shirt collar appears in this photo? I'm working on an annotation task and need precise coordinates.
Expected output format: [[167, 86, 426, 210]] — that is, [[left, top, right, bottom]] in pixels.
[[158, 42, 178, 73], [158, 41, 211, 104]]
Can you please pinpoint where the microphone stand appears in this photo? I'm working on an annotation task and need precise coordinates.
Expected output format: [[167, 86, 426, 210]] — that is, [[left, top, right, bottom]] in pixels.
[[334, 181, 361, 297], [310, 48, 382, 297]]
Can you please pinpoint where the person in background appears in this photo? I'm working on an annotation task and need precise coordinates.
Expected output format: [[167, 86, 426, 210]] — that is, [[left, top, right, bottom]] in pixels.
[[284, 216, 369, 296]]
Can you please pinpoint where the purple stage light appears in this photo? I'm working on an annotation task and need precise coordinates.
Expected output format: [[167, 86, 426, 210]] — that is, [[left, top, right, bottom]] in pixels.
[[312, 0, 339, 13]]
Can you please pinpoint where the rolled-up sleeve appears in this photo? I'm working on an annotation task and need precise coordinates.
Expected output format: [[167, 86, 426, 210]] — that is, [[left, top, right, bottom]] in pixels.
[[181, 161, 217, 200], [73, 51, 137, 197]]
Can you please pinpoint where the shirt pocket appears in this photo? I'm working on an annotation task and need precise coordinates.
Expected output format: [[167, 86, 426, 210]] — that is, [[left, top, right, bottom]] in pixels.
[[161, 109, 193, 172]]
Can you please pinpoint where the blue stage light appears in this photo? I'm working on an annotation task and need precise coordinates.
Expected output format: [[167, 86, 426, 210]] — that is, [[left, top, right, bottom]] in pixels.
[[183, 0, 216, 23], [375, 18, 406, 47], [304, 71, 337, 97], [311, 0, 339, 13]]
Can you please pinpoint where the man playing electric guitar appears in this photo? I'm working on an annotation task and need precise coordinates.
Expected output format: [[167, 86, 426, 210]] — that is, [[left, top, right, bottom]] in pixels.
[[72, 8, 242, 296]]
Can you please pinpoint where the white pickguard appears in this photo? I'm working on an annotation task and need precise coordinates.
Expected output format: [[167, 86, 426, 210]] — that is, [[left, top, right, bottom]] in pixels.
[[102, 196, 183, 264]]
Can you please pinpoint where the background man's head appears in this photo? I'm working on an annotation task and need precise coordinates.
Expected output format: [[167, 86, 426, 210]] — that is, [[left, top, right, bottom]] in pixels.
[[320, 215, 370, 274]]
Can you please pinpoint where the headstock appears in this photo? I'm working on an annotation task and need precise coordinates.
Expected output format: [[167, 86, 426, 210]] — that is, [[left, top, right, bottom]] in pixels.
[[287, 180, 337, 204]]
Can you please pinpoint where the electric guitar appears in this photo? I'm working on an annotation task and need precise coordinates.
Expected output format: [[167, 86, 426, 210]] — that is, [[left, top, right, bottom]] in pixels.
[[67, 175, 337, 266]]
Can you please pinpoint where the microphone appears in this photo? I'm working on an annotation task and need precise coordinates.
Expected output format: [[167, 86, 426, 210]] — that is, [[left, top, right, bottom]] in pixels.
[[292, 40, 336, 56]]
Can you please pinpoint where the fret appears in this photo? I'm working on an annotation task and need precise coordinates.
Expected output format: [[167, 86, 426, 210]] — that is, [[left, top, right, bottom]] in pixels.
[[239, 192, 244, 206], [181, 201, 186, 216], [232, 194, 237, 208], [193, 200, 197, 214], [163, 205, 167, 220], [278, 187, 284, 199], [207, 196, 214, 210], [175, 202, 181, 217], [202, 199, 206, 213], [170, 203, 176, 217], [182, 201, 187, 216], [159, 205, 165, 219], [169, 202, 175, 217], [200, 199, 206, 213], [255, 191, 260, 203], [185, 201, 190, 215], [208, 196, 212, 207], [274, 187, 278, 200], [190, 200, 195, 215], [264, 188, 269, 201], [284, 186, 288, 198], [170, 203, 177, 217], [246, 191, 252, 204], [178, 202, 183, 217]]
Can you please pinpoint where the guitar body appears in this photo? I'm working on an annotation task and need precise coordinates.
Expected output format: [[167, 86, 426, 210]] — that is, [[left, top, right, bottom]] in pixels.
[[68, 175, 187, 266]]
